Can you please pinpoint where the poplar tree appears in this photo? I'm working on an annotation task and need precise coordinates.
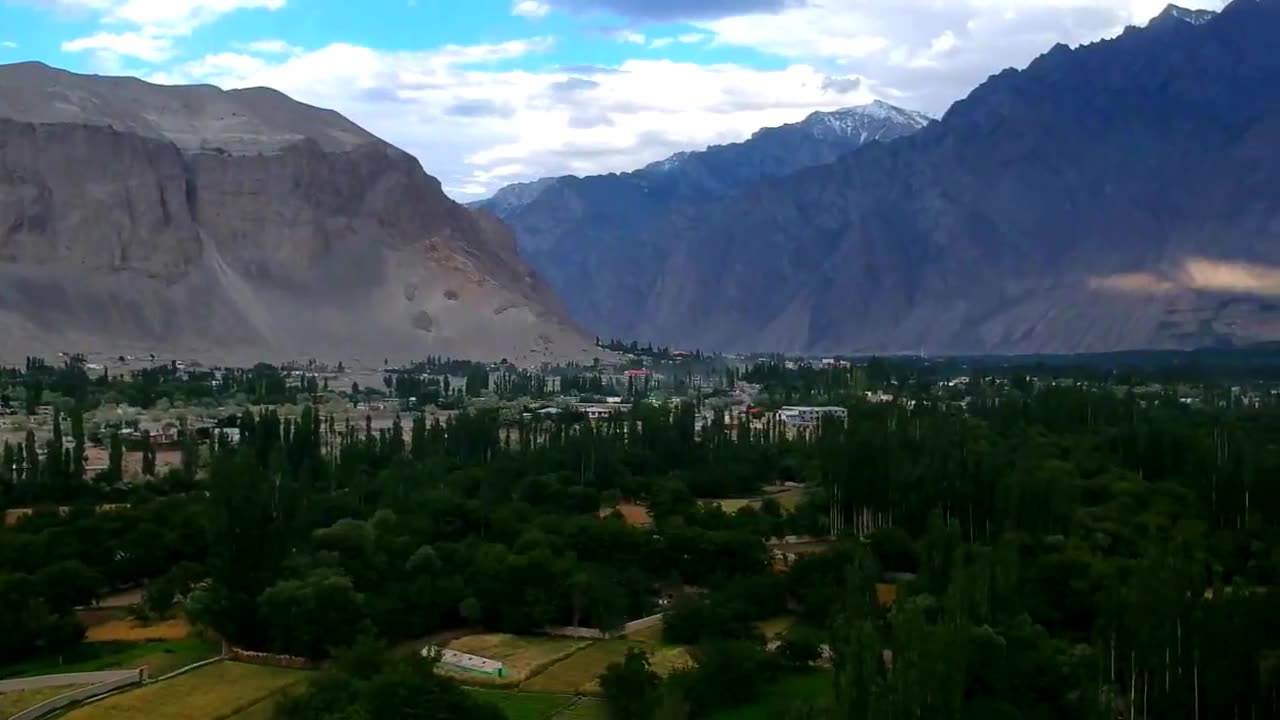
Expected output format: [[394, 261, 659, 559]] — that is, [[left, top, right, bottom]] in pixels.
[[107, 431, 124, 485], [70, 405, 85, 483], [1, 441, 14, 480], [141, 430, 157, 477], [181, 422, 198, 484], [47, 405, 63, 487], [410, 413, 427, 462], [24, 429, 39, 489]]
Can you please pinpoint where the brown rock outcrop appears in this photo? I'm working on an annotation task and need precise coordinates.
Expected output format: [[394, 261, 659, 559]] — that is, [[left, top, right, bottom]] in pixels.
[[0, 62, 595, 365]]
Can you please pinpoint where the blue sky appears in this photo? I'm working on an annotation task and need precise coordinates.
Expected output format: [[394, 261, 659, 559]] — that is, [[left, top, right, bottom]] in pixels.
[[0, 0, 1226, 197]]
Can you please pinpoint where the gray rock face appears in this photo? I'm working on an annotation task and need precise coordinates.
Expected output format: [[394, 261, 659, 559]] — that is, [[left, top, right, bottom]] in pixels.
[[509, 0, 1280, 354], [476, 101, 933, 337], [0, 62, 595, 365]]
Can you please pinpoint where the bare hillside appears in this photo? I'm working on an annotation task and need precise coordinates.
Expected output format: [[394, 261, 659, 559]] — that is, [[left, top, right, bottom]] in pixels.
[[0, 62, 598, 366]]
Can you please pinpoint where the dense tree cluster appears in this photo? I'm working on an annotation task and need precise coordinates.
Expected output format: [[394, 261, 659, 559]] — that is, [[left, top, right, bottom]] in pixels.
[[0, 498, 206, 665], [1, 352, 1279, 718], [186, 403, 792, 659], [276, 639, 506, 720]]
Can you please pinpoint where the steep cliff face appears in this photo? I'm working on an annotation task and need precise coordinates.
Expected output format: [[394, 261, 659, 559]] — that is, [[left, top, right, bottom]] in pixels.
[[573, 0, 1280, 353], [0, 62, 594, 364], [476, 101, 933, 336]]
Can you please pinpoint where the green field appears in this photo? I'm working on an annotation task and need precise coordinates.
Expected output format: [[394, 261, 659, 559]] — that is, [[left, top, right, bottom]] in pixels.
[[464, 689, 606, 720], [225, 699, 281, 720], [442, 633, 591, 686], [61, 661, 306, 720], [0, 684, 91, 717], [0, 638, 220, 680], [551, 698, 606, 719], [467, 688, 576, 719], [706, 672, 831, 720], [520, 639, 691, 695]]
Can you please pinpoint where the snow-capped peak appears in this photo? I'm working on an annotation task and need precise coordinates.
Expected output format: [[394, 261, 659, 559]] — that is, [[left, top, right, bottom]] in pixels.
[[1152, 3, 1218, 25], [800, 101, 935, 141], [647, 150, 693, 174]]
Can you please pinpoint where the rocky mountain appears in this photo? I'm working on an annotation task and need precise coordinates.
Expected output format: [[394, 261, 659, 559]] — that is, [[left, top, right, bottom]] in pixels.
[[0, 62, 598, 365], [516, 0, 1280, 354], [475, 101, 933, 334]]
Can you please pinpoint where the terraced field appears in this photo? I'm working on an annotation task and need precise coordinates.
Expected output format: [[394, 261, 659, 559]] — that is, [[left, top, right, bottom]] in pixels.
[[464, 689, 606, 720], [60, 661, 306, 720], [521, 638, 691, 695], [441, 634, 590, 686], [0, 684, 90, 717], [85, 618, 193, 644], [466, 688, 575, 719], [0, 638, 219, 680]]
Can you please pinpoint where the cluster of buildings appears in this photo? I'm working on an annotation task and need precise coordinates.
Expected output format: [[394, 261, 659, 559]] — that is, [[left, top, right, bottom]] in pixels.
[[776, 406, 848, 428]]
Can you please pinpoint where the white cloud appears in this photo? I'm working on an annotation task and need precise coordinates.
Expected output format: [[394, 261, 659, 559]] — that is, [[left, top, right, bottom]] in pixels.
[[104, 0, 285, 35], [57, 0, 287, 69], [0, 41, 17, 49], [61, 30, 175, 61], [46, 0, 285, 34], [697, 0, 1228, 112], [152, 40, 878, 197], [242, 39, 301, 54], [649, 32, 708, 48], [43, 0, 1234, 201], [512, 0, 550, 17], [150, 50, 269, 82], [611, 30, 646, 45]]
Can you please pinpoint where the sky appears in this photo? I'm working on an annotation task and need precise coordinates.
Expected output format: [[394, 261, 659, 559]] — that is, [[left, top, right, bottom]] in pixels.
[[1, 0, 1228, 199]]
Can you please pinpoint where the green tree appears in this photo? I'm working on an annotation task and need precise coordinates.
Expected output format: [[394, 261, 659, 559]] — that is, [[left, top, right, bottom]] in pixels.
[[24, 429, 39, 489], [277, 646, 506, 720], [46, 405, 64, 488], [779, 624, 823, 667], [600, 648, 662, 720], [410, 414, 427, 462], [106, 431, 124, 485], [141, 430, 157, 477], [70, 405, 86, 483], [140, 575, 178, 619], [34, 561, 101, 615], [180, 422, 198, 483], [258, 569, 368, 659]]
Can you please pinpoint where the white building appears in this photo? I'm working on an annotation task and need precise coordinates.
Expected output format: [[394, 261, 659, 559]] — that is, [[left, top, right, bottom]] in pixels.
[[777, 406, 848, 427], [574, 403, 626, 421]]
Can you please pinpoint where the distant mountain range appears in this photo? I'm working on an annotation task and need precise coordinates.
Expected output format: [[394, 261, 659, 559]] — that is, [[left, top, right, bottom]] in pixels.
[[474, 101, 933, 337], [483, 0, 1280, 354]]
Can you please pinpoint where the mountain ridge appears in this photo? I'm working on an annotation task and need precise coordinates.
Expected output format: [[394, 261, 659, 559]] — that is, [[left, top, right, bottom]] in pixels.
[[0, 62, 597, 365], [611, 0, 1280, 354], [476, 100, 933, 214], [476, 100, 934, 336]]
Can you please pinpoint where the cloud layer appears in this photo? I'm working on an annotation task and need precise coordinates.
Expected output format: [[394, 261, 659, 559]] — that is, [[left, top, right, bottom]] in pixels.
[[148, 41, 877, 196], [53, 0, 286, 67], [33, 0, 1229, 197]]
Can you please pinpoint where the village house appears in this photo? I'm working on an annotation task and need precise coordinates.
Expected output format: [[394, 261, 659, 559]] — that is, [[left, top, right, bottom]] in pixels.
[[574, 403, 626, 421], [777, 406, 848, 428]]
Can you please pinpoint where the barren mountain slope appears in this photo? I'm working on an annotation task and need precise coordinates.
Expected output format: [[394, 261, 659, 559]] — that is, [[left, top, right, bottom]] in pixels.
[[476, 101, 933, 337], [0, 62, 596, 365], [620, 0, 1280, 353]]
